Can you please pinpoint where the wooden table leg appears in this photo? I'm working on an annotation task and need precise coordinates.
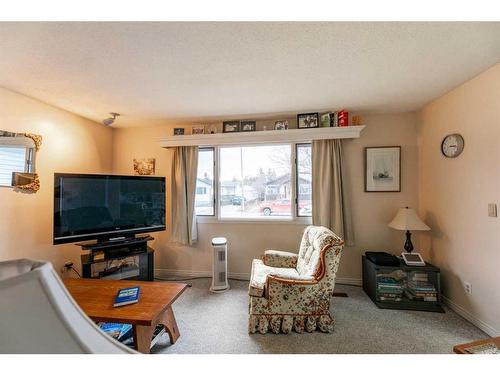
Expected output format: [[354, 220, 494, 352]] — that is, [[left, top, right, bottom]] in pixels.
[[159, 306, 180, 344], [133, 324, 154, 354]]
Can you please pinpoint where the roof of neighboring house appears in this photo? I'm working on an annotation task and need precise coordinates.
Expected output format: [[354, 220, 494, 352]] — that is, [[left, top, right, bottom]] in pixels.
[[266, 173, 311, 186], [197, 177, 212, 186], [220, 180, 239, 188]]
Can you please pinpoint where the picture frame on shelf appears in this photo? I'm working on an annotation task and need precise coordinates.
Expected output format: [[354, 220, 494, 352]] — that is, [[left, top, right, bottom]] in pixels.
[[240, 120, 256, 132], [223, 121, 240, 133], [173, 128, 185, 135], [274, 120, 288, 130], [320, 113, 331, 127], [191, 125, 205, 135], [365, 146, 401, 192], [297, 112, 319, 129]]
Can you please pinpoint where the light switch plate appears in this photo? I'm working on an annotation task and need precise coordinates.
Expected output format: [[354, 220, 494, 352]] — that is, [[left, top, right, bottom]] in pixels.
[[488, 203, 497, 217]]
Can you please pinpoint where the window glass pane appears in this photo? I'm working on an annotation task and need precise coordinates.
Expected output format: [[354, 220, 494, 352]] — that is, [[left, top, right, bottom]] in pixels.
[[297, 144, 312, 217], [219, 145, 292, 219], [195, 148, 215, 216], [0, 146, 26, 186]]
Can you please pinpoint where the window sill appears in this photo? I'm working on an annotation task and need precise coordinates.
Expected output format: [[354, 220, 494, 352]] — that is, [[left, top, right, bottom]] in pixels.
[[196, 216, 312, 225]]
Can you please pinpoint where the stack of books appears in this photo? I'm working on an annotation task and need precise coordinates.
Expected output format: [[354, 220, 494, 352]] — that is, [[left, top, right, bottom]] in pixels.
[[376, 274, 404, 301], [405, 273, 438, 302], [98, 322, 133, 342]]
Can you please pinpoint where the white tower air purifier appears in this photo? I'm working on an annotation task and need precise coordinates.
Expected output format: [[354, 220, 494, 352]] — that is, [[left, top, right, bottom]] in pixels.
[[210, 237, 229, 293]]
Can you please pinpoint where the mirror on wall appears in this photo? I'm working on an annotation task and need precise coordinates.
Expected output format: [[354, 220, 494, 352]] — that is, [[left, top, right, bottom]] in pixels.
[[0, 130, 41, 192]]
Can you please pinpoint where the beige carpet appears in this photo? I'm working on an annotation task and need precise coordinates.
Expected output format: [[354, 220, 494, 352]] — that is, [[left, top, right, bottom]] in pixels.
[[151, 278, 488, 354]]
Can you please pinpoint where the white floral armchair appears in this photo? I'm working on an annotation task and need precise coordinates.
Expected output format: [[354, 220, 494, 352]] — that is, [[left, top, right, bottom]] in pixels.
[[248, 225, 344, 334]]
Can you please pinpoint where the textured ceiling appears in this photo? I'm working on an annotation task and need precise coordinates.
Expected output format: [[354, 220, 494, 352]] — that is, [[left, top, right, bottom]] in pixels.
[[0, 22, 499, 127]]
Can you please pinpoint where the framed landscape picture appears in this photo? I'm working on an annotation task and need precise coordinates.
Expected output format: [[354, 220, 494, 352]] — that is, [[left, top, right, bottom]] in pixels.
[[365, 146, 401, 192]]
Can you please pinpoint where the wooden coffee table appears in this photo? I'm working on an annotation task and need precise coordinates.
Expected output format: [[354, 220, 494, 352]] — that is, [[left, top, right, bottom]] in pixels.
[[64, 278, 187, 354]]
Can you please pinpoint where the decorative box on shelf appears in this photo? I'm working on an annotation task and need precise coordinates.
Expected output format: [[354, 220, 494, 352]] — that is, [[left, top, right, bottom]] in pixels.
[[362, 255, 444, 313]]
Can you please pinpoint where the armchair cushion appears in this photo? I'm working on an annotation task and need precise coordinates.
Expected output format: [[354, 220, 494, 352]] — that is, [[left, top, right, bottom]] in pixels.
[[249, 259, 314, 297], [263, 250, 298, 268], [297, 226, 340, 276]]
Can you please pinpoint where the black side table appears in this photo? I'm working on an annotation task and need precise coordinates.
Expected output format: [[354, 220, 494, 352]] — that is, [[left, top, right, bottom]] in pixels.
[[362, 255, 444, 313]]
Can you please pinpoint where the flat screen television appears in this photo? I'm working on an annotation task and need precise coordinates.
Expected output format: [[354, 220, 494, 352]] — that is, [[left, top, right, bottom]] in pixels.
[[53, 173, 166, 245]]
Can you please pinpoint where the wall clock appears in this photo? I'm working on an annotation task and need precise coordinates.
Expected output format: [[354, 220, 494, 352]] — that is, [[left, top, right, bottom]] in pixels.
[[441, 133, 464, 158]]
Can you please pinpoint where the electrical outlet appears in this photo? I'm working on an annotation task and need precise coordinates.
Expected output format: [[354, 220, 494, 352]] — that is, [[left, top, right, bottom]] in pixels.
[[464, 282, 472, 294], [488, 203, 497, 217]]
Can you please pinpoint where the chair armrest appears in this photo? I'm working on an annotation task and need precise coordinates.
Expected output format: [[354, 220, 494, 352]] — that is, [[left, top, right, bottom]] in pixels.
[[263, 250, 298, 268], [264, 274, 318, 299]]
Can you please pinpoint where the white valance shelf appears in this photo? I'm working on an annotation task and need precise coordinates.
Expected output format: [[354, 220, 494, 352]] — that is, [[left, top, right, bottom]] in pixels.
[[158, 125, 365, 147]]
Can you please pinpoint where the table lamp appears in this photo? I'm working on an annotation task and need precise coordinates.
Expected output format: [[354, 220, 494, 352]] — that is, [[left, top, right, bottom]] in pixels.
[[388, 207, 430, 253]]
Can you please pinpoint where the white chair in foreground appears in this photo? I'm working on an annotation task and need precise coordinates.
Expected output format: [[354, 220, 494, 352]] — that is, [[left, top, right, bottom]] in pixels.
[[0, 258, 135, 354]]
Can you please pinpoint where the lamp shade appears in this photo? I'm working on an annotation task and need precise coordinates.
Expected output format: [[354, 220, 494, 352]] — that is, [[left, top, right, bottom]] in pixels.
[[388, 207, 430, 231]]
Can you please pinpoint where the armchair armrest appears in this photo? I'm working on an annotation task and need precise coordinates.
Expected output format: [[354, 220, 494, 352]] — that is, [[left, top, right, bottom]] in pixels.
[[264, 274, 318, 300], [263, 250, 298, 268]]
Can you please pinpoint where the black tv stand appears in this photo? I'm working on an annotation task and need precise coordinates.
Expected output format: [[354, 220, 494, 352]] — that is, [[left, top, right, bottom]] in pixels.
[[78, 235, 154, 281]]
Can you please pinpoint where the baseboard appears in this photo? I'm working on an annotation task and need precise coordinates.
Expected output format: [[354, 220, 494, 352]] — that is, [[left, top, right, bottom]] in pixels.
[[154, 268, 362, 286], [155, 268, 249, 280], [442, 295, 499, 337]]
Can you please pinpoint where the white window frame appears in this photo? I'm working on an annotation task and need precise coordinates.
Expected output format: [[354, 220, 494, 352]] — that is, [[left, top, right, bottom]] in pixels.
[[195, 147, 216, 217], [295, 143, 313, 218], [196, 142, 312, 225]]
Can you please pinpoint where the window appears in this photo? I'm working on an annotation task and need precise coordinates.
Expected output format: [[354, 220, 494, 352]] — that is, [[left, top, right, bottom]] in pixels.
[[296, 144, 312, 217], [219, 144, 292, 219], [195, 143, 312, 220], [194, 148, 215, 216]]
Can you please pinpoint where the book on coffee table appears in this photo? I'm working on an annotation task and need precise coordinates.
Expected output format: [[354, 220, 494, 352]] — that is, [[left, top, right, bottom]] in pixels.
[[113, 286, 140, 307]]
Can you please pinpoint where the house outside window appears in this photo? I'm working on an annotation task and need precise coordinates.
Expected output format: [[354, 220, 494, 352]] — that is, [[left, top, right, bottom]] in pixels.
[[195, 143, 312, 220]]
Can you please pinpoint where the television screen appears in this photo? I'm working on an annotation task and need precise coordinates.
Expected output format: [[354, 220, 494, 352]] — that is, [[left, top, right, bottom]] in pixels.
[[54, 173, 165, 244]]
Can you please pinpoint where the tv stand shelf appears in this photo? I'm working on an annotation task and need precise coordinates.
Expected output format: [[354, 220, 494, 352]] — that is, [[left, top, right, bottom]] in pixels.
[[76, 235, 154, 251], [80, 236, 155, 281]]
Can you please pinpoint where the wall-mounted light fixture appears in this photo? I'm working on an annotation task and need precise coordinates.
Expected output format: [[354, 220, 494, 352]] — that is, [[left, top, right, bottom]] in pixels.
[[102, 112, 120, 126]]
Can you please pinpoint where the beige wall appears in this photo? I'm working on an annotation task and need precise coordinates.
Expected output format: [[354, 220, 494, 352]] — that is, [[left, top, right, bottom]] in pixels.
[[0, 87, 113, 272], [0, 86, 421, 285], [112, 112, 419, 281], [418, 64, 500, 335]]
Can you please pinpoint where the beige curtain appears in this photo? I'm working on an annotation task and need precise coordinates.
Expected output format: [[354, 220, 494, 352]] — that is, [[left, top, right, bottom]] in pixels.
[[171, 146, 199, 245], [312, 139, 354, 246]]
